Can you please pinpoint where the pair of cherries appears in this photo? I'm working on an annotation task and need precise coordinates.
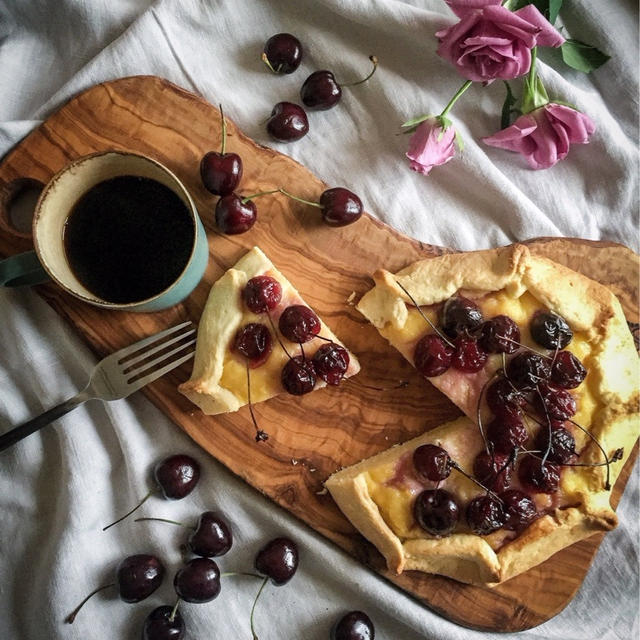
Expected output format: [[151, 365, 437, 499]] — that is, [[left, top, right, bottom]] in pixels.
[[262, 33, 378, 143]]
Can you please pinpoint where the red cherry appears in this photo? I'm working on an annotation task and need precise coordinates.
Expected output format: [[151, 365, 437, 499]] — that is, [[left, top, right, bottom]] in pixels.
[[312, 343, 349, 385], [451, 335, 488, 372], [486, 414, 529, 454], [414, 334, 454, 377], [319, 188, 363, 226], [550, 350, 587, 389], [479, 315, 520, 354], [300, 70, 342, 110], [500, 489, 538, 531], [278, 305, 321, 343], [534, 381, 577, 420], [262, 33, 303, 74], [486, 378, 526, 418], [215, 194, 257, 234], [518, 456, 560, 494], [266, 102, 309, 142], [242, 276, 282, 314], [473, 450, 513, 493], [281, 356, 316, 395], [413, 444, 453, 481], [200, 151, 242, 196], [466, 495, 505, 535], [233, 323, 273, 368]]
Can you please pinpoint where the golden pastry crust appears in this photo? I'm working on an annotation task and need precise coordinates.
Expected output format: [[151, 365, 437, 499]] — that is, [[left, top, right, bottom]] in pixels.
[[179, 246, 360, 414], [327, 244, 639, 586]]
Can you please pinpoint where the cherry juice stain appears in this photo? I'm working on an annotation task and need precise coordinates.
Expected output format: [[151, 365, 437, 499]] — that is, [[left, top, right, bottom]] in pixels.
[[63, 175, 194, 304]]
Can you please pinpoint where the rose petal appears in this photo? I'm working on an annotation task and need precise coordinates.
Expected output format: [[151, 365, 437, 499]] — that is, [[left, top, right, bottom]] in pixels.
[[545, 103, 595, 143], [406, 119, 456, 175], [445, 0, 501, 19], [514, 4, 565, 47]]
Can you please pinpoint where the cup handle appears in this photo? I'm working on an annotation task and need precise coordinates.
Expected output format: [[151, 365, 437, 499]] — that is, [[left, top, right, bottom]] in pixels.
[[0, 251, 50, 287]]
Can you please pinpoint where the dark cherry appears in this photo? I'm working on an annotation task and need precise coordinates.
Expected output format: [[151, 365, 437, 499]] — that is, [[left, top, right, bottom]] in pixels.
[[451, 335, 488, 372], [279, 305, 321, 343], [440, 295, 484, 339], [530, 310, 573, 349], [155, 454, 200, 500], [215, 193, 257, 234], [266, 102, 309, 142], [535, 424, 577, 464], [506, 352, 551, 390], [486, 378, 526, 418], [414, 489, 459, 536], [473, 450, 513, 493], [255, 537, 299, 585], [312, 343, 349, 385], [534, 381, 577, 420], [142, 605, 185, 640], [174, 558, 221, 603], [243, 275, 282, 314], [233, 323, 273, 367], [486, 414, 529, 454], [118, 554, 165, 603], [413, 444, 453, 482], [479, 315, 520, 354], [320, 187, 363, 226], [466, 495, 505, 535], [500, 489, 538, 531], [281, 356, 317, 395], [331, 611, 375, 640], [551, 350, 587, 389], [301, 70, 342, 110], [262, 33, 303, 74], [188, 511, 233, 557], [413, 333, 454, 377], [200, 151, 242, 197], [518, 456, 560, 494]]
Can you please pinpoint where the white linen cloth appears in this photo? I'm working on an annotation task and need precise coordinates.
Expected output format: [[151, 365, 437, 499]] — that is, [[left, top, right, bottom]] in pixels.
[[0, 1, 637, 638]]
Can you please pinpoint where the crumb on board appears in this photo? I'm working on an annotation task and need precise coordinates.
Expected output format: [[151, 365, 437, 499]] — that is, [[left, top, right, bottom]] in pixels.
[[347, 291, 356, 304], [316, 487, 328, 496]]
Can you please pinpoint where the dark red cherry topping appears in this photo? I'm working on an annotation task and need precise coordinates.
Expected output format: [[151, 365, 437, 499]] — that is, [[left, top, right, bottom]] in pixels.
[[142, 605, 185, 640], [413, 444, 453, 482], [200, 151, 242, 197], [233, 323, 273, 367], [530, 310, 573, 349], [414, 489, 459, 536], [320, 188, 363, 226], [550, 350, 587, 389], [440, 295, 484, 339], [466, 495, 505, 535], [479, 315, 520, 354], [279, 305, 321, 343], [173, 558, 221, 603], [473, 451, 513, 493], [266, 102, 309, 142], [506, 352, 551, 390], [534, 381, 577, 420], [215, 194, 257, 234], [500, 489, 538, 531], [451, 335, 488, 372], [188, 511, 233, 558], [255, 537, 299, 585], [486, 414, 529, 454], [486, 378, 526, 418], [535, 424, 577, 464], [242, 276, 282, 314], [281, 356, 316, 395], [263, 33, 303, 74], [331, 610, 375, 640], [154, 454, 200, 500], [414, 334, 454, 377], [518, 456, 560, 494], [312, 343, 349, 385]]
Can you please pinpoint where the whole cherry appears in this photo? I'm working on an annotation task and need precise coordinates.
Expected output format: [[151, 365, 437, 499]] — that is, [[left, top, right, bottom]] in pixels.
[[255, 537, 299, 585], [279, 187, 364, 227], [414, 333, 454, 377], [279, 305, 321, 343], [331, 610, 375, 640], [466, 495, 505, 535], [234, 323, 273, 368], [243, 275, 282, 314], [262, 33, 303, 74], [440, 295, 484, 339], [174, 557, 221, 603], [312, 342, 350, 385], [266, 102, 309, 142], [414, 489, 459, 536], [142, 605, 185, 640], [281, 356, 317, 395]]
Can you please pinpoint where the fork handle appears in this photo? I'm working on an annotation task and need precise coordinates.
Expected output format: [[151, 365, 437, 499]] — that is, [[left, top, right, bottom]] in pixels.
[[0, 390, 93, 453]]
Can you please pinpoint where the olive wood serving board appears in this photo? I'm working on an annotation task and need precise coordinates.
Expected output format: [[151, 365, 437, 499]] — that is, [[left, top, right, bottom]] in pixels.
[[0, 76, 638, 632]]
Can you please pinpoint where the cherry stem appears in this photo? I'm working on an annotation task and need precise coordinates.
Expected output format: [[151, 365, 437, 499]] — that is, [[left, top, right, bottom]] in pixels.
[[393, 280, 455, 347], [219, 104, 227, 155], [220, 571, 263, 579], [247, 362, 268, 442], [134, 517, 188, 527], [168, 599, 181, 623], [340, 55, 379, 88], [266, 312, 291, 359], [450, 461, 502, 503], [568, 418, 617, 490], [241, 189, 280, 204], [250, 576, 269, 640], [64, 583, 115, 623], [102, 488, 158, 531], [278, 187, 323, 210], [260, 52, 281, 74]]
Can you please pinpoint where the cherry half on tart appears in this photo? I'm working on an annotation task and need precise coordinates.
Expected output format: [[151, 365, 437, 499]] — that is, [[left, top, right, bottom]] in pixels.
[[535, 424, 578, 464], [486, 414, 529, 455], [473, 450, 513, 493], [479, 315, 520, 354], [551, 350, 587, 389], [242, 275, 282, 314], [233, 323, 273, 368], [534, 381, 577, 421], [414, 489, 460, 536], [451, 335, 488, 373], [414, 334, 454, 377], [518, 456, 561, 494], [281, 355, 317, 395], [500, 489, 538, 531], [530, 310, 573, 349], [439, 295, 484, 339], [312, 343, 350, 385], [506, 352, 551, 390], [466, 495, 505, 535], [279, 304, 321, 343], [486, 378, 526, 418], [413, 444, 454, 481]]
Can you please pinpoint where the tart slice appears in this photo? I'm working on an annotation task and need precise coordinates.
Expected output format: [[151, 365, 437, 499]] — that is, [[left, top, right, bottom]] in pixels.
[[179, 246, 360, 416]]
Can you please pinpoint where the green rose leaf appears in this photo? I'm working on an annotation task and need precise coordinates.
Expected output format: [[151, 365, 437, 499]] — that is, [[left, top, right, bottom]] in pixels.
[[501, 82, 518, 129], [561, 39, 610, 73], [502, 0, 562, 23], [401, 114, 434, 128]]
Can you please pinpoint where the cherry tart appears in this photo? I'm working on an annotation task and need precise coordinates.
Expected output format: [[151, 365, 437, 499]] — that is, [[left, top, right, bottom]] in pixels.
[[179, 247, 360, 415], [331, 244, 639, 585]]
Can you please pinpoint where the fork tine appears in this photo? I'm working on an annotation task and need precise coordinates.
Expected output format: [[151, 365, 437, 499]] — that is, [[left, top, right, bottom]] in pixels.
[[121, 328, 196, 371], [125, 338, 197, 379], [114, 321, 193, 363], [125, 351, 195, 392]]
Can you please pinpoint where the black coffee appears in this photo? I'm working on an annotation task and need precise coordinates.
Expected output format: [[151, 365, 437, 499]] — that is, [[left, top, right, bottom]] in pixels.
[[63, 175, 195, 304]]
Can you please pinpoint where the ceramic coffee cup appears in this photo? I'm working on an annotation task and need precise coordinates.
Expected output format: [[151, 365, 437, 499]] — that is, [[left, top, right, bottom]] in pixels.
[[0, 151, 208, 312]]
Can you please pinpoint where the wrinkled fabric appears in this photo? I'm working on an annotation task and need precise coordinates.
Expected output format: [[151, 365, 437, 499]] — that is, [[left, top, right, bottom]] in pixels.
[[0, 1, 638, 640], [437, 3, 564, 82], [406, 118, 457, 174], [483, 103, 596, 169]]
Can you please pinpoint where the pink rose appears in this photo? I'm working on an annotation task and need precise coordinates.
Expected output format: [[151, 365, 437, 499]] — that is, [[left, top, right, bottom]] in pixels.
[[406, 118, 456, 175], [437, 3, 565, 83], [483, 103, 596, 169]]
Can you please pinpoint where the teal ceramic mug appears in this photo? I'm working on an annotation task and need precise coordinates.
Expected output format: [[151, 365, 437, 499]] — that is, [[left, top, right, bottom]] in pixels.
[[0, 151, 208, 312]]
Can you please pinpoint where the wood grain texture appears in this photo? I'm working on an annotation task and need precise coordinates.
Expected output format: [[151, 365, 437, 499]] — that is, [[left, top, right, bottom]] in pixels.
[[0, 76, 638, 632]]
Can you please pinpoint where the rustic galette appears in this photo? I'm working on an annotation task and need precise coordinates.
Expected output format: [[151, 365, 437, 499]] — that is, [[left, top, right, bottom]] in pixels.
[[326, 244, 639, 585]]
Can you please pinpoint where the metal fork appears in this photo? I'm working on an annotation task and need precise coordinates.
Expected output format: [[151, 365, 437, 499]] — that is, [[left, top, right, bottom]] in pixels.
[[0, 322, 196, 453]]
